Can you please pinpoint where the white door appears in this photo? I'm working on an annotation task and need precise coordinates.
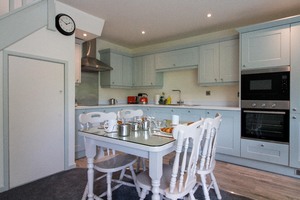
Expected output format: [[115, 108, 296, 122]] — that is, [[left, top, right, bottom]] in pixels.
[[8, 55, 65, 188]]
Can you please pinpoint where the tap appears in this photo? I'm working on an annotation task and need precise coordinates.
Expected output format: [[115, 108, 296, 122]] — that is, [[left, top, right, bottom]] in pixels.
[[172, 90, 184, 105]]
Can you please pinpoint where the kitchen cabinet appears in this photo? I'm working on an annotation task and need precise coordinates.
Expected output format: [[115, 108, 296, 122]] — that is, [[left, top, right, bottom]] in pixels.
[[198, 39, 239, 85], [99, 49, 133, 88], [241, 139, 289, 166], [75, 43, 82, 83], [205, 110, 241, 156], [155, 47, 198, 71], [290, 22, 300, 168], [150, 107, 205, 122], [132, 54, 163, 88], [240, 25, 290, 69]]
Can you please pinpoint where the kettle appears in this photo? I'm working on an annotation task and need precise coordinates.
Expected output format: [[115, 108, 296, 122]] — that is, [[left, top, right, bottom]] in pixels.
[[138, 93, 148, 104], [108, 98, 118, 105]]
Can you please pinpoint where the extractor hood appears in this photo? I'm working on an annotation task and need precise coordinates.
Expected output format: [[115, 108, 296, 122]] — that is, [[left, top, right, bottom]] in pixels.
[[81, 39, 113, 72]]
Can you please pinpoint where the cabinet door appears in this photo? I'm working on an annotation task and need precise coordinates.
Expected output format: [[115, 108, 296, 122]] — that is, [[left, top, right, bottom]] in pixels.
[[290, 113, 300, 168], [205, 110, 241, 156], [122, 55, 133, 87], [241, 24, 290, 69], [110, 53, 123, 86], [132, 56, 143, 87], [143, 54, 156, 86], [219, 39, 239, 82], [199, 43, 220, 84], [241, 139, 289, 165], [155, 47, 198, 70], [291, 23, 300, 114]]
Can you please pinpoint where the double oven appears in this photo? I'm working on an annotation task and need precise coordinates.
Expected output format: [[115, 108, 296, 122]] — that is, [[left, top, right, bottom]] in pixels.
[[241, 66, 290, 143]]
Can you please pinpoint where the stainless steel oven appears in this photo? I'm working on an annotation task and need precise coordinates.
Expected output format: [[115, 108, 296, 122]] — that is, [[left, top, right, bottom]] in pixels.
[[241, 100, 289, 143], [241, 66, 290, 143]]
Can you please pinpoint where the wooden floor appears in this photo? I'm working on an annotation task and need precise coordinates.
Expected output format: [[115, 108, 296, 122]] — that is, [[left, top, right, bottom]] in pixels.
[[76, 155, 300, 200]]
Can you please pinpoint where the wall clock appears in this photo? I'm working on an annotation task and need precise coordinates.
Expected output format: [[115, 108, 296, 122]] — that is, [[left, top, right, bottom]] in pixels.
[[55, 13, 76, 36]]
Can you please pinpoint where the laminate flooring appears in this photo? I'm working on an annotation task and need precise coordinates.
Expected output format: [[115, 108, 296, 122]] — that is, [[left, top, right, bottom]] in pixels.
[[76, 154, 300, 200]]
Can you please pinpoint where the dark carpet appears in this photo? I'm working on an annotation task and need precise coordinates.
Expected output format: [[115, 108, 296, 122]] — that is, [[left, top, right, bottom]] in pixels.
[[0, 168, 252, 200]]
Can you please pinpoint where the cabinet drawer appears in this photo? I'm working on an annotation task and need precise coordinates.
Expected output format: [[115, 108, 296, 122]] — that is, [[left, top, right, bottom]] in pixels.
[[241, 139, 289, 165]]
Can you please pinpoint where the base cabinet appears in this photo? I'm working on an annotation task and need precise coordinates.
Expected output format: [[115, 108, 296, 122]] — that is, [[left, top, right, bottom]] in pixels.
[[290, 113, 300, 168], [206, 110, 240, 156], [241, 139, 289, 165]]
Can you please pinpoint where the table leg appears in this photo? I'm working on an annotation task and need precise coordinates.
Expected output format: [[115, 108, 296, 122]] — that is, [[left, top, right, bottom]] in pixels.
[[85, 139, 96, 200], [149, 152, 162, 200]]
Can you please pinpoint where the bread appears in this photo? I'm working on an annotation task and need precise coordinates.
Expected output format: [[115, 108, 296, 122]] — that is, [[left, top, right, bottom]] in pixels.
[[160, 127, 173, 134]]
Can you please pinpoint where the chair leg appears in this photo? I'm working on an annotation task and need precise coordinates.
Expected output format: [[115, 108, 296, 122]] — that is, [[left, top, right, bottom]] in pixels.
[[81, 184, 88, 200], [139, 188, 148, 200], [129, 165, 141, 196], [210, 173, 222, 199], [106, 172, 113, 200], [200, 174, 210, 200]]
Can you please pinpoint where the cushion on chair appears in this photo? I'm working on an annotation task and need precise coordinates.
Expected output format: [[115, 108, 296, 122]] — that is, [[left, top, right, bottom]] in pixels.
[[94, 154, 138, 173]]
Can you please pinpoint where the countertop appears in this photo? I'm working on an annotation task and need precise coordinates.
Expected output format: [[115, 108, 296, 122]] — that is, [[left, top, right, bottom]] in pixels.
[[75, 104, 240, 111]]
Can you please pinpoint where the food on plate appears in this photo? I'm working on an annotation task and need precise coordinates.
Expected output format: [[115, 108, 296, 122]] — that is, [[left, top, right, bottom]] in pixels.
[[160, 127, 173, 134], [187, 122, 194, 125]]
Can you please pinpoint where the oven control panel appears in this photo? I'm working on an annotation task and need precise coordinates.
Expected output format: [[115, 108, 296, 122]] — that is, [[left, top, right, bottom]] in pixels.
[[241, 100, 289, 110]]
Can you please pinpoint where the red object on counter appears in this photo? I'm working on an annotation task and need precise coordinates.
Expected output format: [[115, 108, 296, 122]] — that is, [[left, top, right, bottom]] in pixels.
[[127, 96, 137, 104]]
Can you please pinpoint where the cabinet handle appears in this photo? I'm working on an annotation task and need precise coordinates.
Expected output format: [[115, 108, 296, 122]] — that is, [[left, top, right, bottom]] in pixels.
[[243, 65, 246, 68], [188, 110, 191, 113], [293, 116, 297, 119], [293, 108, 297, 111], [215, 78, 217, 82], [221, 78, 223, 81], [260, 144, 264, 147], [206, 111, 210, 115]]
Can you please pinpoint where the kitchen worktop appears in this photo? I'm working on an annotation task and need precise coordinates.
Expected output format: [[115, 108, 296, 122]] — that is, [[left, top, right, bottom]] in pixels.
[[75, 104, 240, 111]]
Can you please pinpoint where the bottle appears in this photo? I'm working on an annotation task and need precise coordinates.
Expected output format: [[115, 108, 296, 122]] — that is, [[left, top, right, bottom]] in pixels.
[[166, 96, 171, 105]]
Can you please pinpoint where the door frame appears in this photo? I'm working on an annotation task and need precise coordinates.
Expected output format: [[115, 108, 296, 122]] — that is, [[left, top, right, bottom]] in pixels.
[[2, 50, 69, 190]]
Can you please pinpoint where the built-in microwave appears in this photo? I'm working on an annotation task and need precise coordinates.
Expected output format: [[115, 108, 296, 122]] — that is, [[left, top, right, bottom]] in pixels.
[[241, 66, 290, 101]]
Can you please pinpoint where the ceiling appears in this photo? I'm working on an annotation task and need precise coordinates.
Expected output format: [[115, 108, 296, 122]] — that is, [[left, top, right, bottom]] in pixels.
[[58, 0, 300, 49]]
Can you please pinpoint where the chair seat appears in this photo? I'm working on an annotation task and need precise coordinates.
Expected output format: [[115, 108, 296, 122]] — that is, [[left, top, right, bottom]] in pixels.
[[94, 154, 138, 173], [137, 164, 197, 199]]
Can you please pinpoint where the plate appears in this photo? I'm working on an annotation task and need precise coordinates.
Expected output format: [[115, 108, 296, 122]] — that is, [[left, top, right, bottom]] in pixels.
[[153, 131, 173, 138]]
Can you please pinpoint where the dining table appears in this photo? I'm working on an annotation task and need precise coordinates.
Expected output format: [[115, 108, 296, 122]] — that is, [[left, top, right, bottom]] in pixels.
[[79, 126, 176, 200]]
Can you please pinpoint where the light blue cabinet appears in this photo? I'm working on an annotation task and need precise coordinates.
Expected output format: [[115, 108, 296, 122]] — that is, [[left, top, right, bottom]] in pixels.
[[99, 49, 133, 88], [205, 110, 241, 156], [290, 22, 300, 168], [132, 54, 163, 88]]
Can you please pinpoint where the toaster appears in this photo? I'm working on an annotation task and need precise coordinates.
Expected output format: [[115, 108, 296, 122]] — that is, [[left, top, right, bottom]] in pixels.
[[127, 96, 137, 104]]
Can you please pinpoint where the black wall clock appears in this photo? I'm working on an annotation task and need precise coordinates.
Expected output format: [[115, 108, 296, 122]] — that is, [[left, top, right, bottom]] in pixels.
[[55, 13, 76, 36]]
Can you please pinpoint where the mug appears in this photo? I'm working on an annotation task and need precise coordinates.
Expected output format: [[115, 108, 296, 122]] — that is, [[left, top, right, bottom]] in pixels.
[[104, 119, 118, 132]]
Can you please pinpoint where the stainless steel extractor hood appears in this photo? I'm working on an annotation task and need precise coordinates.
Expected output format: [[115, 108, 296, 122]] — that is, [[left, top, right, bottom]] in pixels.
[[81, 38, 113, 72]]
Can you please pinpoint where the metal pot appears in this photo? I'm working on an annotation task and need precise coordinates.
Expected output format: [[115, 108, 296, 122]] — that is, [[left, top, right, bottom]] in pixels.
[[118, 123, 131, 137], [108, 98, 118, 105]]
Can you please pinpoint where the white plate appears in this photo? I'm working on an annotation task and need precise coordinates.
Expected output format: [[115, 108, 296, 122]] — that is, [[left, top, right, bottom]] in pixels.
[[153, 131, 173, 138]]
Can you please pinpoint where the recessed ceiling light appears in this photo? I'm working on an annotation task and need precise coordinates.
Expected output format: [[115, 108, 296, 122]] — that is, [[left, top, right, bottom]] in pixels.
[[141, 31, 146, 35], [83, 33, 87, 37], [207, 13, 212, 18]]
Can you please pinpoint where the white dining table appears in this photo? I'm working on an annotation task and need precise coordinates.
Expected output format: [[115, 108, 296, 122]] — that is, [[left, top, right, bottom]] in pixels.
[[79, 127, 176, 200]]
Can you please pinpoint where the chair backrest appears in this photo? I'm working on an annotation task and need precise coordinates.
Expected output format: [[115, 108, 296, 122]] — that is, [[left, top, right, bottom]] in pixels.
[[79, 112, 117, 128], [169, 118, 205, 194], [119, 109, 143, 122], [198, 113, 222, 172]]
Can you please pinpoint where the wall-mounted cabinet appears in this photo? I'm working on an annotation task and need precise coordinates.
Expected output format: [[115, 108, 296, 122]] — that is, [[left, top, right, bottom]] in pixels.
[[155, 47, 198, 71], [132, 54, 163, 88], [198, 39, 239, 85], [99, 49, 133, 88], [240, 25, 290, 69]]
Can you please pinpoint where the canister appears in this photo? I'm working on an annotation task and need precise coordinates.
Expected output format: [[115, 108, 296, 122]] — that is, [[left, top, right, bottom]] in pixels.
[[118, 124, 131, 137]]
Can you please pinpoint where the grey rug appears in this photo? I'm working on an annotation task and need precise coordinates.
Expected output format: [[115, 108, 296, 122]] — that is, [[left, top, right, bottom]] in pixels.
[[0, 168, 252, 200]]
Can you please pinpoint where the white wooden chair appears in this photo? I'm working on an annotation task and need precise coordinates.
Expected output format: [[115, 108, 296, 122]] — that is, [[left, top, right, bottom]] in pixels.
[[119, 109, 146, 171], [79, 112, 140, 200], [136, 118, 206, 200], [119, 109, 143, 123], [194, 113, 222, 200]]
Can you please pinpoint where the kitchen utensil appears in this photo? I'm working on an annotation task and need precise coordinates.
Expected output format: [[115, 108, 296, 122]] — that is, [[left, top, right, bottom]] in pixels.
[[118, 123, 131, 137], [104, 119, 118, 132], [108, 98, 118, 105], [154, 94, 160, 105], [141, 119, 150, 131], [138, 93, 148, 104], [131, 122, 139, 131]]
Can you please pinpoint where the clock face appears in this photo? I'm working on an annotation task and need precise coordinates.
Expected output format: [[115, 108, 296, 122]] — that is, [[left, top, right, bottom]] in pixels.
[[55, 14, 76, 36]]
